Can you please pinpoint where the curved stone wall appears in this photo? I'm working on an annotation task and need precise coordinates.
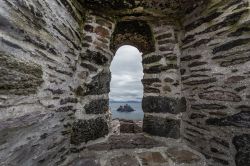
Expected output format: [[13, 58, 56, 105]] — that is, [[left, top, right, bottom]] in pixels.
[[181, 0, 250, 165], [0, 0, 84, 165]]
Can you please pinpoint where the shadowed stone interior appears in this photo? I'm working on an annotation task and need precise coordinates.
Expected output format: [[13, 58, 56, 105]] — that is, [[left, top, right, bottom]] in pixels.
[[0, 0, 249, 165], [110, 20, 155, 54]]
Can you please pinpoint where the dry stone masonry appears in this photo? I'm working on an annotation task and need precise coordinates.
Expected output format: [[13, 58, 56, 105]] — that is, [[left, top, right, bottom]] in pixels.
[[0, 0, 249, 166]]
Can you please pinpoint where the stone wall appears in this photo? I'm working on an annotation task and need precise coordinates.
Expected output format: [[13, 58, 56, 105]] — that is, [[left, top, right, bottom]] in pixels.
[[0, 0, 84, 165], [181, 0, 250, 165], [142, 20, 184, 139], [69, 10, 185, 149], [1, 0, 250, 165], [70, 11, 115, 148]]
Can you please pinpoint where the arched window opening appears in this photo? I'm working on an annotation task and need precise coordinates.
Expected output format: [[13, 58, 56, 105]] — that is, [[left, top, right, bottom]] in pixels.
[[109, 45, 144, 121]]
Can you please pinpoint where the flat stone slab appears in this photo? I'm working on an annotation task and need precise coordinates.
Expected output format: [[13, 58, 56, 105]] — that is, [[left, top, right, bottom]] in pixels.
[[166, 147, 201, 164], [87, 134, 165, 151], [109, 155, 140, 166], [138, 152, 169, 166], [71, 158, 101, 166]]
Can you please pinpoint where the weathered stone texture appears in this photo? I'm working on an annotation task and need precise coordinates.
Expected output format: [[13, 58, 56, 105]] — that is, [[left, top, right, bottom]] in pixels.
[[87, 134, 165, 151], [181, 0, 250, 165], [233, 134, 250, 166], [81, 50, 109, 65], [119, 120, 142, 133], [84, 99, 109, 114], [143, 114, 180, 139], [85, 71, 111, 95], [206, 111, 250, 128], [166, 148, 201, 164], [110, 20, 155, 54], [142, 96, 186, 114], [0, 53, 43, 95], [71, 117, 109, 145], [138, 152, 167, 166], [1, 0, 250, 165], [109, 155, 139, 166], [0, 0, 84, 165]]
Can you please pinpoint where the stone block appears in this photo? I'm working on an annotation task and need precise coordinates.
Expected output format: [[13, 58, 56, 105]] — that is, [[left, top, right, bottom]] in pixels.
[[95, 26, 110, 38], [84, 24, 94, 32], [138, 152, 168, 166], [96, 18, 112, 29], [85, 99, 109, 114], [119, 120, 142, 133], [142, 96, 185, 114], [143, 114, 180, 138], [71, 158, 101, 166], [166, 148, 201, 164], [144, 87, 160, 93], [199, 90, 241, 102], [143, 65, 162, 74], [109, 155, 139, 166], [142, 56, 162, 64], [81, 49, 108, 65], [60, 97, 78, 105], [85, 71, 111, 95], [142, 78, 161, 85], [71, 117, 109, 145], [155, 33, 172, 40], [206, 111, 250, 128], [233, 134, 250, 166]]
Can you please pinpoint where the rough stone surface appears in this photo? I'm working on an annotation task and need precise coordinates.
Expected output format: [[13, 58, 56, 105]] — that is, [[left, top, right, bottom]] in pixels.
[[233, 134, 250, 166], [71, 158, 101, 166], [70, 133, 206, 166], [166, 148, 201, 164], [110, 20, 155, 54], [71, 117, 109, 145], [84, 71, 111, 95], [143, 115, 180, 139], [0, 52, 43, 95], [87, 134, 165, 151], [119, 120, 143, 133], [138, 152, 168, 166], [181, 1, 250, 165], [142, 96, 184, 114], [0, 0, 249, 165], [109, 155, 140, 166], [84, 99, 109, 114]]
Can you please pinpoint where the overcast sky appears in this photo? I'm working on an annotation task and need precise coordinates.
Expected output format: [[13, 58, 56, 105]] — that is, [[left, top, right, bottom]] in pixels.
[[109, 45, 143, 102]]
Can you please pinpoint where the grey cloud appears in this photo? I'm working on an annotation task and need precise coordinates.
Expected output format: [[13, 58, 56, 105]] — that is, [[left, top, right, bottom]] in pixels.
[[109, 45, 143, 101]]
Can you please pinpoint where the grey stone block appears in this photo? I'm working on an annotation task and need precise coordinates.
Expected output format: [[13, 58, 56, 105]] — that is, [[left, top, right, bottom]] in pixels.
[[143, 114, 180, 139]]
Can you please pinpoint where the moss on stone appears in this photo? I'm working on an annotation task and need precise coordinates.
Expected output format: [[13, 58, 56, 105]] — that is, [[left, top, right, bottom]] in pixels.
[[0, 52, 43, 95]]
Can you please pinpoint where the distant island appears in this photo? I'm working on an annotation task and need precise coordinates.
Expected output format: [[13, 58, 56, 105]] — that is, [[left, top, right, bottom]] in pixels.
[[117, 104, 135, 112]]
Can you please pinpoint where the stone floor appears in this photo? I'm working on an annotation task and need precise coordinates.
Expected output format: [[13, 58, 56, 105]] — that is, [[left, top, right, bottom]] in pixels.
[[68, 133, 207, 166]]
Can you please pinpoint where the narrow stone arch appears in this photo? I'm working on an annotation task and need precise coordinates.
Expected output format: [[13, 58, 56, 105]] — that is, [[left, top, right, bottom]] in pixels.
[[108, 20, 155, 120], [109, 19, 184, 139]]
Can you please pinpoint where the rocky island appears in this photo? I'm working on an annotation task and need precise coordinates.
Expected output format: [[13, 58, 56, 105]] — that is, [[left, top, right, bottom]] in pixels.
[[117, 104, 135, 112]]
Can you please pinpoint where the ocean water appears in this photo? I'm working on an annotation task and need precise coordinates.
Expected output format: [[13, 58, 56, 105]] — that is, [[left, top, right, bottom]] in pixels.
[[109, 102, 144, 121]]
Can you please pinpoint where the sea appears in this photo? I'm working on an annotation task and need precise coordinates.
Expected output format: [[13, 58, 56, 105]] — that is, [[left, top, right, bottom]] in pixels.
[[109, 102, 144, 121]]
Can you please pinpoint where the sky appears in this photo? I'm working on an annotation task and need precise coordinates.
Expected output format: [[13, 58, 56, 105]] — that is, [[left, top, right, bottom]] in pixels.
[[109, 45, 143, 102]]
